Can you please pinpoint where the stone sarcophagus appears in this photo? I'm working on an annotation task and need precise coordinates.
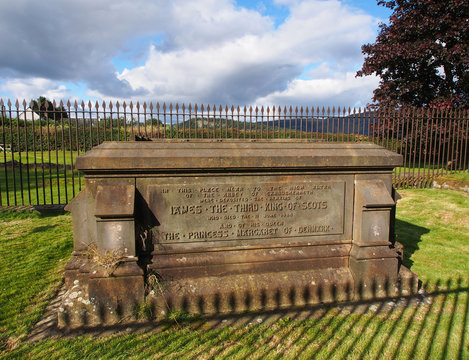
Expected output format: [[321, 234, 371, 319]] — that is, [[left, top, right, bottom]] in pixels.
[[60, 140, 417, 327]]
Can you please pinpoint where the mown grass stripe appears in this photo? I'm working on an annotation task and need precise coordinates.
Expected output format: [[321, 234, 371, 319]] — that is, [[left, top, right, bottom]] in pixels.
[[285, 308, 341, 359]]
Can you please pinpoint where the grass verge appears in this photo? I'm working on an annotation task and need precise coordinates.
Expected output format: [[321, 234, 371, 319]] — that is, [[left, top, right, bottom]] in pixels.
[[0, 210, 72, 352]]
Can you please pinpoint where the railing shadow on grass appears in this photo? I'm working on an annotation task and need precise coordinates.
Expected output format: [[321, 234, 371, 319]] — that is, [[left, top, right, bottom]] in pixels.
[[47, 276, 468, 359], [165, 277, 468, 359]]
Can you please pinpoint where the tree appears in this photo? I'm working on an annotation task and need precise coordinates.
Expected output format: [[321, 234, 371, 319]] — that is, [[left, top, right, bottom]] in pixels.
[[150, 118, 163, 126], [30, 96, 69, 120], [357, 0, 468, 108]]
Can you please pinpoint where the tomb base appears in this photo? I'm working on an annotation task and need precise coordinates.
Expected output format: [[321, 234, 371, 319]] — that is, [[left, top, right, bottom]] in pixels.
[[59, 140, 419, 328]]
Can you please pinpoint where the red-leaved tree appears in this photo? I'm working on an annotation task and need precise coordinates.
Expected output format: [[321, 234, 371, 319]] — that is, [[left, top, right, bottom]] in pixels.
[[357, 0, 468, 108]]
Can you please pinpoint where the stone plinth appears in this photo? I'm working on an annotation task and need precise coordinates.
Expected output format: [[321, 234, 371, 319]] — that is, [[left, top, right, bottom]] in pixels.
[[59, 140, 418, 328]]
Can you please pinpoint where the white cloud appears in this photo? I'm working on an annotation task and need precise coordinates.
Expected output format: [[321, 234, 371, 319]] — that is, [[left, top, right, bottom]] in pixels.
[[0, 78, 72, 102], [256, 72, 380, 107], [163, 0, 272, 50], [0, 0, 271, 98], [116, 0, 377, 105]]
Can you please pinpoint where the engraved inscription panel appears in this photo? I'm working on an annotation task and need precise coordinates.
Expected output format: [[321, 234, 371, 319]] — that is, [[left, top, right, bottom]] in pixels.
[[142, 178, 346, 244]]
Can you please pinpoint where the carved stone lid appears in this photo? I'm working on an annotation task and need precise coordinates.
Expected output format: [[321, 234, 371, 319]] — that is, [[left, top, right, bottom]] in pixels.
[[76, 139, 402, 174]]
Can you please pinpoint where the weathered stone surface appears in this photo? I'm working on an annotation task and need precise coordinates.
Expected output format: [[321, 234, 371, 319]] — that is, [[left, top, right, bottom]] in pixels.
[[60, 139, 418, 328], [138, 176, 349, 245], [76, 140, 403, 171]]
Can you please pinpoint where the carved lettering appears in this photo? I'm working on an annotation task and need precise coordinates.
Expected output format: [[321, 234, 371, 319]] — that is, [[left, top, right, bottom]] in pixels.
[[209, 204, 227, 213], [188, 230, 228, 240], [171, 205, 202, 215], [265, 202, 283, 211], [178, 188, 192, 193], [164, 232, 180, 241], [227, 186, 244, 192], [237, 228, 278, 237], [148, 180, 345, 243], [298, 225, 331, 233], [233, 203, 259, 212], [200, 187, 219, 193]]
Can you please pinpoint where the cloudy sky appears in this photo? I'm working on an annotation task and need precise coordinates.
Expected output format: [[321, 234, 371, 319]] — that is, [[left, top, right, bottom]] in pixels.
[[0, 0, 391, 108]]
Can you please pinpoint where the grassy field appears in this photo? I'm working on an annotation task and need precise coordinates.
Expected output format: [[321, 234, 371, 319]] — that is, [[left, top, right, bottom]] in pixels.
[[0, 167, 83, 206], [394, 165, 455, 177], [0, 211, 73, 352], [0, 187, 467, 359], [2, 151, 84, 167], [442, 171, 469, 182], [0, 151, 84, 206], [435, 172, 469, 187]]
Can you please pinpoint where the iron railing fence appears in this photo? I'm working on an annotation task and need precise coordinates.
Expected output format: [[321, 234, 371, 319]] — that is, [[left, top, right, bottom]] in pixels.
[[1, 99, 468, 206]]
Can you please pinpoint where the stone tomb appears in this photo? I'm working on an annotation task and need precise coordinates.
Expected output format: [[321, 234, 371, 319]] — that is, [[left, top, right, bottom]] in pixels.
[[60, 140, 418, 327]]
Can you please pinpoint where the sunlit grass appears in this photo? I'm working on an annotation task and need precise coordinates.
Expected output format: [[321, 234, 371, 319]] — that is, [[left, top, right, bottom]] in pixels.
[[1, 151, 83, 166], [0, 167, 83, 206], [0, 211, 72, 350], [396, 189, 469, 282], [435, 172, 469, 186]]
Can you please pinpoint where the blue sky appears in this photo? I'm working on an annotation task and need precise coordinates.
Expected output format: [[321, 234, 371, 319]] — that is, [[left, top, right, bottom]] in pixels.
[[0, 0, 392, 108]]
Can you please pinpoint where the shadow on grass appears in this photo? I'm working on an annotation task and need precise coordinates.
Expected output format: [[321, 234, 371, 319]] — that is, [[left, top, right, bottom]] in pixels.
[[30, 224, 58, 233], [395, 218, 430, 269], [16, 278, 467, 360], [171, 279, 468, 359]]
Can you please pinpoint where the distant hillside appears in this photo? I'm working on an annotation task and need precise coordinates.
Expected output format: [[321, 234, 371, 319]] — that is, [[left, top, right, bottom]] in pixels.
[[177, 111, 375, 135], [265, 110, 375, 135]]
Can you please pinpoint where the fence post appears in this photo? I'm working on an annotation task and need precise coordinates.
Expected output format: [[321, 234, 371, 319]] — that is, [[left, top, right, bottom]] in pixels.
[[0, 99, 7, 206]]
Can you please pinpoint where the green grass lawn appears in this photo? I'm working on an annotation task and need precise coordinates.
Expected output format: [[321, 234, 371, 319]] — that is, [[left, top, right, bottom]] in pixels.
[[0, 189, 468, 359], [1, 151, 83, 167], [0, 167, 83, 206], [1, 151, 84, 206], [0, 211, 72, 352], [394, 165, 449, 177], [396, 189, 469, 282], [434, 172, 469, 188]]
